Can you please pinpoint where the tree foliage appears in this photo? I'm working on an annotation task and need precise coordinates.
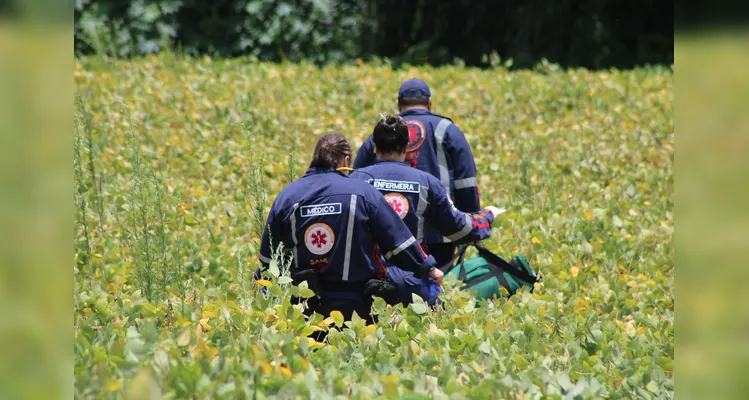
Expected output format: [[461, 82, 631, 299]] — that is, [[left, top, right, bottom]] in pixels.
[[74, 0, 673, 68]]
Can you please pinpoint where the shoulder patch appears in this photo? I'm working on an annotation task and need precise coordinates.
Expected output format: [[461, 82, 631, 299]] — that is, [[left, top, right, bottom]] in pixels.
[[405, 120, 427, 152], [304, 223, 335, 255], [300, 203, 342, 218], [384, 193, 410, 219], [371, 179, 421, 193]]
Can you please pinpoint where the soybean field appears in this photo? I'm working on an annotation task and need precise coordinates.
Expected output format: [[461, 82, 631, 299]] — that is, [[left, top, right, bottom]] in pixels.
[[74, 56, 674, 399]]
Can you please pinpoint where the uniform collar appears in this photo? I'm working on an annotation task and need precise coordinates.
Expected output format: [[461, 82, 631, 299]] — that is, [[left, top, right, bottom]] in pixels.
[[399, 108, 431, 117], [304, 167, 347, 177], [373, 159, 410, 167]]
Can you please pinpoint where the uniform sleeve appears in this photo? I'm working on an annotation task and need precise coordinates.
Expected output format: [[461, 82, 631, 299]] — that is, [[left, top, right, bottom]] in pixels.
[[353, 136, 376, 169], [424, 177, 494, 244], [444, 124, 481, 212], [367, 194, 436, 276], [256, 200, 282, 279]]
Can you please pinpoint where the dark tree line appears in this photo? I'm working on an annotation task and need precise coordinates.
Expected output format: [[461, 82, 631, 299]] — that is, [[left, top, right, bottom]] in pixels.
[[75, 0, 674, 68]]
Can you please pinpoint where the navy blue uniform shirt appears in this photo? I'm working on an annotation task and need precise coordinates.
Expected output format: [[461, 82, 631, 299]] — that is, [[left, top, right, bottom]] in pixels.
[[258, 168, 436, 283], [351, 160, 494, 248], [354, 109, 481, 213]]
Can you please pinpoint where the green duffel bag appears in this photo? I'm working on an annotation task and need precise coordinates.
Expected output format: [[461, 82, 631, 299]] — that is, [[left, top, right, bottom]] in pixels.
[[441, 243, 539, 300]]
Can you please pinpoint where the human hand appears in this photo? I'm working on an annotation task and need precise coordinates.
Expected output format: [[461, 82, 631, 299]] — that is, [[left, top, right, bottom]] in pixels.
[[428, 267, 444, 285]]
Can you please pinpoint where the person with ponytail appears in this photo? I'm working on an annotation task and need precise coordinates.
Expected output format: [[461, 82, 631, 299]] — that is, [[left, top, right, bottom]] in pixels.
[[351, 115, 503, 306], [354, 79, 483, 267], [257, 132, 443, 323]]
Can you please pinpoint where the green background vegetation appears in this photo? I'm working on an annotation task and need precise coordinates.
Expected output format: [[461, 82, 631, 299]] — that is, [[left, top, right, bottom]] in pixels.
[[74, 0, 673, 68], [73, 56, 673, 398]]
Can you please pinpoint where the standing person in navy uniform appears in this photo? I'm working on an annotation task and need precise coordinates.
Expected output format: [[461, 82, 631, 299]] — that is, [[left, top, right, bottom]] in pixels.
[[257, 132, 443, 323], [351, 116, 502, 305], [354, 78, 482, 267]]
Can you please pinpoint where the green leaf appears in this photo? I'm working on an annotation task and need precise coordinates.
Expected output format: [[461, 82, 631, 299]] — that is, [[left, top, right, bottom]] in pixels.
[[646, 380, 660, 395], [407, 293, 428, 315], [217, 382, 236, 397], [329, 310, 344, 328], [371, 296, 387, 314], [268, 259, 280, 278], [269, 284, 283, 296], [513, 354, 529, 369]]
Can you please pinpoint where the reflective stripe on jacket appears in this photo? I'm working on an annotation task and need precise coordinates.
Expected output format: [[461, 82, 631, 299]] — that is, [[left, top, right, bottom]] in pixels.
[[351, 160, 493, 247], [258, 168, 436, 283]]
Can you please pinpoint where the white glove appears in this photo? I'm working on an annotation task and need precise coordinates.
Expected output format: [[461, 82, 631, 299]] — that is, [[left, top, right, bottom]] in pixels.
[[485, 206, 506, 218]]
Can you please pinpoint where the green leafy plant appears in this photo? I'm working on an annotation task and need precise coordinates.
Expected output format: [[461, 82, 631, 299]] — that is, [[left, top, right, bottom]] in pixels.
[[73, 57, 673, 398]]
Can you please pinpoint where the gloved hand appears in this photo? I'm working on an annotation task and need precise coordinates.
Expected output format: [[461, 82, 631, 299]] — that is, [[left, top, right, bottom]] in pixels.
[[485, 206, 506, 218], [364, 278, 400, 305]]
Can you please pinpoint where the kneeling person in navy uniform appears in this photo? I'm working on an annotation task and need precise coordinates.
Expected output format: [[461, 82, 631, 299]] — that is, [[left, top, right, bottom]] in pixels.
[[258, 132, 443, 323], [351, 116, 502, 306]]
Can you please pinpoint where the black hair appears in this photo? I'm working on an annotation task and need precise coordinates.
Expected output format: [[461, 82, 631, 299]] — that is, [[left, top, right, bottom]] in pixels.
[[309, 132, 352, 169], [397, 95, 430, 106], [373, 115, 409, 155]]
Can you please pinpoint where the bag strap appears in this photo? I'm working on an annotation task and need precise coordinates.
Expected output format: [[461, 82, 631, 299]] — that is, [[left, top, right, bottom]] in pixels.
[[457, 263, 468, 281], [474, 243, 538, 283], [437, 244, 469, 273], [437, 242, 538, 289], [462, 268, 512, 293]]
